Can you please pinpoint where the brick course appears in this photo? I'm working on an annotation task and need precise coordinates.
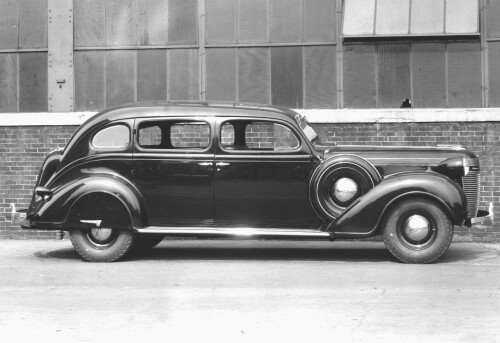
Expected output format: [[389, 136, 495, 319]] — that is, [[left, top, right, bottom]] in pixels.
[[1, 122, 499, 241]]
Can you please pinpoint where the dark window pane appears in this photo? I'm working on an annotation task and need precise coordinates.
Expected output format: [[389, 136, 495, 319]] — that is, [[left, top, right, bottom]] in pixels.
[[206, 48, 237, 102], [167, 49, 199, 101], [137, 50, 167, 102], [487, 0, 500, 38], [0, 53, 18, 112], [75, 51, 106, 111], [343, 0, 375, 36], [135, 0, 167, 45], [377, 44, 411, 108], [343, 44, 376, 108], [238, 0, 269, 43], [106, 50, 136, 107], [447, 42, 481, 108], [19, 52, 48, 112], [375, 0, 409, 35], [270, 0, 302, 43], [303, 0, 336, 42], [238, 47, 271, 104], [75, 0, 106, 47], [206, 0, 237, 44], [489, 42, 500, 107], [412, 43, 446, 108], [445, 0, 478, 34], [168, 0, 198, 45], [304, 46, 336, 108], [106, 0, 136, 46], [271, 46, 303, 108], [18, 0, 47, 49], [411, 0, 444, 34], [0, 0, 19, 49]]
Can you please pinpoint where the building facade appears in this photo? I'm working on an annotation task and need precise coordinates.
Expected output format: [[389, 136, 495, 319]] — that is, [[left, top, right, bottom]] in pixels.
[[1, 0, 499, 240]]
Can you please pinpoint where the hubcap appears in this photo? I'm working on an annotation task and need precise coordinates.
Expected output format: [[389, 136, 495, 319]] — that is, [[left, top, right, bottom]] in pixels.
[[403, 215, 430, 242], [333, 178, 358, 203], [87, 228, 115, 245]]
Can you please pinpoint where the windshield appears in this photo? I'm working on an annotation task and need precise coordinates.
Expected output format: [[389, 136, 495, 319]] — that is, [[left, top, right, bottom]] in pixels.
[[295, 114, 323, 148]]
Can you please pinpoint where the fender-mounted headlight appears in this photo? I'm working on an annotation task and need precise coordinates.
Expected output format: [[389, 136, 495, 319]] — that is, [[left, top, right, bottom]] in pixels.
[[431, 156, 469, 179]]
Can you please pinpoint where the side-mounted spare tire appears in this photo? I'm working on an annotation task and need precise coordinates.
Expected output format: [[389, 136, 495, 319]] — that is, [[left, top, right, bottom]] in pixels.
[[309, 154, 382, 222]]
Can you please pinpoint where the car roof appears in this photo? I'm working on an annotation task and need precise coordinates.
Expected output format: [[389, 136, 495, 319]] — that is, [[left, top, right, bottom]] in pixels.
[[84, 102, 301, 128]]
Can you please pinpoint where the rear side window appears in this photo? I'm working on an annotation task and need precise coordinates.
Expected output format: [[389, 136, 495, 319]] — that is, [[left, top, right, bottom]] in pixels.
[[92, 125, 130, 149], [221, 120, 300, 151], [138, 120, 210, 150]]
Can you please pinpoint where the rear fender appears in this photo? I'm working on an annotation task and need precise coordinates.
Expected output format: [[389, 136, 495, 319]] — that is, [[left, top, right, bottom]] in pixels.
[[32, 174, 147, 230], [326, 172, 467, 237]]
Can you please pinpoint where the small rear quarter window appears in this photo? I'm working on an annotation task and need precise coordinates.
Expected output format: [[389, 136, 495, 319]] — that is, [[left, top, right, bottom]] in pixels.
[[92, 125, 130, 149]]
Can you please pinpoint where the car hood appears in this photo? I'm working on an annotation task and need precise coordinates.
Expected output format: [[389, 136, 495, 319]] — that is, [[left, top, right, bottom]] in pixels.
[[322, 144, 479, 177]]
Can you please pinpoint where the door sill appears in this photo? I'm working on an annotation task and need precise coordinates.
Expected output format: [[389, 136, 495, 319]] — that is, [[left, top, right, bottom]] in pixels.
[[136, 227, 332, 239]]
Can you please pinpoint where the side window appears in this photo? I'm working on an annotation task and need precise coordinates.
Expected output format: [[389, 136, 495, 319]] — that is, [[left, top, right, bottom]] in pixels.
[[221, 120, 300, 152], [92, 124, 130, 149], [137, 120, 210, 150]]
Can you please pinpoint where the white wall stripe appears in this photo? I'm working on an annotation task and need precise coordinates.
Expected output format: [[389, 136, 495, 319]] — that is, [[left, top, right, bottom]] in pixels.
[[0, 108, 499, 126]]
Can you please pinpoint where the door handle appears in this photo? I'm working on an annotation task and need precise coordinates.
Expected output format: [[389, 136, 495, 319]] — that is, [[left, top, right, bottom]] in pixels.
[[215, 162, 230, 167], [198, 162, 213, 166]]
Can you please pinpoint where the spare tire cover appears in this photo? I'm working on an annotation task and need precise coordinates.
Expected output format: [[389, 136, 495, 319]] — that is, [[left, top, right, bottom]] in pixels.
[[309, 154, 382, 222]]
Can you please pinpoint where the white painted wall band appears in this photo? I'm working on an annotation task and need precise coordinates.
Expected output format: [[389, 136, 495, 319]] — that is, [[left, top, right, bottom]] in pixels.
[[0, 108, 499, 126]]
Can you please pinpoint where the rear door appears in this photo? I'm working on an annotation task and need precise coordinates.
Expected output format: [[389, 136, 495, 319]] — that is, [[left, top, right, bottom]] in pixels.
[[132, 117, 215, 227]]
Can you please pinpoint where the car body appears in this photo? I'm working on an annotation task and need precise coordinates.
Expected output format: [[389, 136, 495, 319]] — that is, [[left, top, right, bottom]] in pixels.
[[21, 102, 490, 262]]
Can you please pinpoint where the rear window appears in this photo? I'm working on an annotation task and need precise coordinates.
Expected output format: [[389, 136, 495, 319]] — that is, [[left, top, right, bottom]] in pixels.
[[92, 125, 130, 149], [138, 120, 210, 150]]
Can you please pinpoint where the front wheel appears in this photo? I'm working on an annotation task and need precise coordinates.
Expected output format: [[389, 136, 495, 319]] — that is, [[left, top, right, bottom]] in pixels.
[[69, 228, 135, 262], [382, 198, 453, 264]]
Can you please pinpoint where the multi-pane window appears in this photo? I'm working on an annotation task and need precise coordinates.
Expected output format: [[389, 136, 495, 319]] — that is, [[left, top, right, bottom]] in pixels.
[[0, 0, 47, 112], [344, 0, 479, 36]]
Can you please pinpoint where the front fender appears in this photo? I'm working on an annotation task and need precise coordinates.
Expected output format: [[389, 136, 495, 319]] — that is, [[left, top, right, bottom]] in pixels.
[[327, 172, 467, 237], [29, 172, 147, 230]]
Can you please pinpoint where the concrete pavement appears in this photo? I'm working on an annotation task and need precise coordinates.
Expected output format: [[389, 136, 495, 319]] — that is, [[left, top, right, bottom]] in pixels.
[[0, 239, 499, 343]]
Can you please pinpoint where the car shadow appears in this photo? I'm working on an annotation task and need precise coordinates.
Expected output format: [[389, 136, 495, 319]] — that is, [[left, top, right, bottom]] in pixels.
[[34, 240, 485, 264]]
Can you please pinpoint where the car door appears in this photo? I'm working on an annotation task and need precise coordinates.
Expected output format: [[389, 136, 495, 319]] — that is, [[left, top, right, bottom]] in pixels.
[[214, 118, 317, 228], [132, 117, 215, 227]]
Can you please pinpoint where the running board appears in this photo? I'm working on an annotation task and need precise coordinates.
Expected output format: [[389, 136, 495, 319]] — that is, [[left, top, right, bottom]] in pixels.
[[135, 227, 333, 239]]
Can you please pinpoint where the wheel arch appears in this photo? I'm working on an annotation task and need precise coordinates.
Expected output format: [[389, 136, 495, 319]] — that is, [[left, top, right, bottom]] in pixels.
[[327, 172, 467, 237]]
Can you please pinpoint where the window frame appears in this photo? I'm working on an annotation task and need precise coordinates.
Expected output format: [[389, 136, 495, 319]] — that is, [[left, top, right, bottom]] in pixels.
[[91, 123, 132, 152], [134, 117, 213, 153], [217, 118, 304, 155]]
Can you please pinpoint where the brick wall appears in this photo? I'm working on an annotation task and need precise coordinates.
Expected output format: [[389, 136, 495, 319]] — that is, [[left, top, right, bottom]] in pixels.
[[1, 121, 499, 241]]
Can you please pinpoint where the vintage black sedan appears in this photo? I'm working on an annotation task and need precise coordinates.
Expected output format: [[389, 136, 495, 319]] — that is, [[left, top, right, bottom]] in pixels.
[[21, 102, 489, 263]]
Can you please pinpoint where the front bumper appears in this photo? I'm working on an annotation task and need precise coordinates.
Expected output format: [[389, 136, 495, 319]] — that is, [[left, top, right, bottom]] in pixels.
[[466, 203, 494, 226]]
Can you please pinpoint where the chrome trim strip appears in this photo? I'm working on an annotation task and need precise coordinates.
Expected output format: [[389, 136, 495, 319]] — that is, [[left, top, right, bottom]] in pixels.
[[136, 227, 331, 237]]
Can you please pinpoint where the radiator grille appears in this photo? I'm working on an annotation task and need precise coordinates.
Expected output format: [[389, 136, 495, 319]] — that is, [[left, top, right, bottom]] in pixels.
[[462, 171, 480, 218]]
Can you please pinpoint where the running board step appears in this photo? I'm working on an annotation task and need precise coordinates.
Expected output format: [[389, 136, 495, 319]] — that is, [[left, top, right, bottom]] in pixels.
[[136, 227, 332, 239]]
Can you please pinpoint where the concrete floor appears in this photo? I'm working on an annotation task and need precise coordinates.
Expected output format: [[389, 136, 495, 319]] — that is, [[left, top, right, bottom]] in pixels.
[[0, 239, 499, 343]]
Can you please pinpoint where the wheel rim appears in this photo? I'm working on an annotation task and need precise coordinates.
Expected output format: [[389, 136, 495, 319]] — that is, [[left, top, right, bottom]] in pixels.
[[84, 228, 119, 247], [396, 212, 437, 250]]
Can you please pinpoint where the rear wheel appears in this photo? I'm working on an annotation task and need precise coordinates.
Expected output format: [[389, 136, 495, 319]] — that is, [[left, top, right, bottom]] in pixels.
[[382, 198, 453, 264], [70, 228, 135, 262]]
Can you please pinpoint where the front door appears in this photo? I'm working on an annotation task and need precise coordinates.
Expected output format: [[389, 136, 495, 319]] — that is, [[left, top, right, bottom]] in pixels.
[[132, 118, 214, 227], [214, 118, 316, 228]]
